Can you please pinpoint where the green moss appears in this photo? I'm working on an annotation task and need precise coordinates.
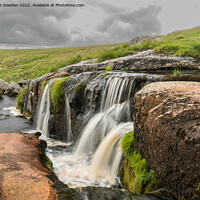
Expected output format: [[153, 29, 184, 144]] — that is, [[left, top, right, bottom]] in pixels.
[[50, 77, 70, 113], [121, 132, 159, 194], [41, 81, 47, 90], [102, 72, 110, 78], [16, 86, 28, 113], [121, 68, 127, 71], [105, 65, 113, 71]]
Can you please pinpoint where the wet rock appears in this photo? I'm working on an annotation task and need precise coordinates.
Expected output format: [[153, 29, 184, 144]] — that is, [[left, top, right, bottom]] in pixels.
[[0, 79, 9, 94], [134, 81, 200, 199], [0, 132, 57, 200], [5, 81, 22, 96], [23, 49, 200, 119]]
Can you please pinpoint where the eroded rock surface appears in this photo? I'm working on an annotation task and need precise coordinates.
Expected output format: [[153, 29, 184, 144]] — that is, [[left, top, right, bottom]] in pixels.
[[57, 50, 200, 73], [0, 133, 57, 200], [0, 79, 9, 95], [134, 82, 200, 199]]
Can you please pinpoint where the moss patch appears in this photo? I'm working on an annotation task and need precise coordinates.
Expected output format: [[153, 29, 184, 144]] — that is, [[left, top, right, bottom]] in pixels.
[[16, 86, 28, 113], [102, 72, 110, 78], [50, 77, 70, 113], [41, 81, 47, 90], [121, 132, 159, 194]]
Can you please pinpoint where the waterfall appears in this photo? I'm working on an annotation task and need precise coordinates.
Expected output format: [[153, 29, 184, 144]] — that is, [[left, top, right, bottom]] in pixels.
[[36, 79, 72, 142], [36, 80, 52, 138], [90, 122, 133, 183], [73, 75, 134, 156], [38, 72, 164, 188], [64, 92, 72, 142], [46, 74, 136, 187]]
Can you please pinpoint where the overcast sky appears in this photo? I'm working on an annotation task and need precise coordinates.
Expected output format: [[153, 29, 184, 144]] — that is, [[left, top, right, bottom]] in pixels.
[[0, 0, 199, 47]]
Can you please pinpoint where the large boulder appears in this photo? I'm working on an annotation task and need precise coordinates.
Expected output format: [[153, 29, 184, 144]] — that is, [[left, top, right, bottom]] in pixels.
[[6, 81, 22, 96], [134, 82, 200, 199]]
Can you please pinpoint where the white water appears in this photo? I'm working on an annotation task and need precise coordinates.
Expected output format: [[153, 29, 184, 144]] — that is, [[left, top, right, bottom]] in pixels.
[[47, 122, 133, 188], [3, 106, 22, 116], [36, 80, 52, 138], [74, 76, 134, 156], [90, 122, 133, 182], [35, 74, 140, 188], [36, 79, 72, 142], [47, 75, 135, 188], [64, 92, 73, 142]]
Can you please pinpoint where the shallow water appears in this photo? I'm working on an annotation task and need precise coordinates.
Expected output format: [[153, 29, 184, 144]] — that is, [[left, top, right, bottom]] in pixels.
[[0, 95, 33, 133]]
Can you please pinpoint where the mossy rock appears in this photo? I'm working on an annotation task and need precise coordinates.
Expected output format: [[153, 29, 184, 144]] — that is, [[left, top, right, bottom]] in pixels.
[[50, 77, 70, 113], [121, 132, 160, 194]]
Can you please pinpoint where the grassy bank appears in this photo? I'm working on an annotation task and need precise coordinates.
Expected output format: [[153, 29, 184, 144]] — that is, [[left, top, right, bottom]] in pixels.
[[0, 44, 119, 82], [0, 27, 199, 82]]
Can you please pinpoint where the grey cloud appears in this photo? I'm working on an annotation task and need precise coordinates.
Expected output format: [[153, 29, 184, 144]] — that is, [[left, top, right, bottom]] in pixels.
[[97, 5, 162, 41], [69, 5, 162, 47], [85, 1, 126, 14], [0, 6, 74, 45], [0, 2, 162, 47]]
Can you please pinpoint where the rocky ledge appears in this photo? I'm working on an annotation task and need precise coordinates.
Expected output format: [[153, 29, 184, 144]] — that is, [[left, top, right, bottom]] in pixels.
[[0, 132, 57, 200], [57, 50, 200, 74], [134, 81, 200, 199]]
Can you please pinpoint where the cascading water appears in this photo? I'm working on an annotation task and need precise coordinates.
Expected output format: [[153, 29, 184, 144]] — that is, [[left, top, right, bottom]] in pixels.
[[90, 122, 133, 184], [36, 80, 52, 138], [63, 92, 73, 142], [40, 72, 163, 189], [47, 73, 139, 187], [73, 75, 134, 156], [36, 79, 72, 142]]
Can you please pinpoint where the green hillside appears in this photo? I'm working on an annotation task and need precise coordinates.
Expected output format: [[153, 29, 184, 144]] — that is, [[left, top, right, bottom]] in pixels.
[[0, 26, 199, 82]]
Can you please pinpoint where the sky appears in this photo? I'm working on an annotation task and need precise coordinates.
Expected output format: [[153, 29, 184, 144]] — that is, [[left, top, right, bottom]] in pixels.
[[0, 0, 199, 48]]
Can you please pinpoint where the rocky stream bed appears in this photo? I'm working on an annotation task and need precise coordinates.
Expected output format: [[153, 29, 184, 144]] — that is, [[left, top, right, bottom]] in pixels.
[[0, 51, 200, 199]]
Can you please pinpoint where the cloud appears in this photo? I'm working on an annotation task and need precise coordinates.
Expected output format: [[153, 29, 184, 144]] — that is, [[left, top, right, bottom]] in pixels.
[[96, 5, 162, 42], [0, 2, 161, 46], [0, 3, 74, 45]]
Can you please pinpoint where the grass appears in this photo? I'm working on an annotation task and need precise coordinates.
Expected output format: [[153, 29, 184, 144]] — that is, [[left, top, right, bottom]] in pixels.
[[121, 132, 158, 194], [0, 43, 120, 82], [172, 67, 182, 77], [97, 27, 200, 62], [50, 77, 70, 113], [0, 27, 199, 82]]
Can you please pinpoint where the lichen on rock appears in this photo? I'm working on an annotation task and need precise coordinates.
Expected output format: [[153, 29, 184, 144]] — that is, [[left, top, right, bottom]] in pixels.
[[134, 81, 200, 199]]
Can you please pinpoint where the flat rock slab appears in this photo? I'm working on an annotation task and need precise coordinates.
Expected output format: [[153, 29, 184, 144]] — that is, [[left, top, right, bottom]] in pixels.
[[0, 133, 57, 200]]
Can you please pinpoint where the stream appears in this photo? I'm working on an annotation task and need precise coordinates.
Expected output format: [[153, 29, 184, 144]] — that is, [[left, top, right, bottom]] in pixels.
[[0, 73, 177, 199]]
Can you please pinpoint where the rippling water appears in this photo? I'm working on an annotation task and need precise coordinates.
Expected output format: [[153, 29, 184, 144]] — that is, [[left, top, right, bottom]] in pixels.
[[0, 95, 33, 133]]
